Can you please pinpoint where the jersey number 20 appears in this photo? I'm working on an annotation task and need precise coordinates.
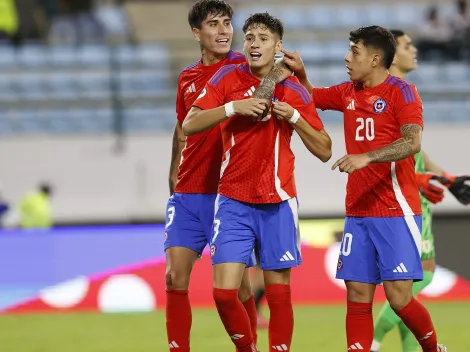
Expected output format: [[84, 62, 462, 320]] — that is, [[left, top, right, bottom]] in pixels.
[[355, 117, 375, 141]]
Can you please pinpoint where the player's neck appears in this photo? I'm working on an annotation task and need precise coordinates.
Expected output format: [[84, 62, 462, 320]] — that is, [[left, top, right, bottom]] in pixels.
[[362, 70, 389, 89], [201, 50, 228, 66], [249, 63, 274, 81], [389, 66, 406, 80]]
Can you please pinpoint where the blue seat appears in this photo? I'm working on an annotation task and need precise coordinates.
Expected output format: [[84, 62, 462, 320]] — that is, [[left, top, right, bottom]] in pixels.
[[77, 71, 111, 99], [14, 110, 44, 133], [17, 45, 48, 68], [136, 45, 170, 69], [0, 47, 17, 69], [16, 73, 49, 101], [0, 73, 17, 101], [47, 72, 78, 100], [49, 46, 77, 67], [78, 45, 109, 67]]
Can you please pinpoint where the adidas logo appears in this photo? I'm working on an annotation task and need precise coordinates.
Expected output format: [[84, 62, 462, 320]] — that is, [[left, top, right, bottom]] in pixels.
[[280, 251, 295, 262], [347, 100, 355, 110], [348, 342, 364, 350], [393, 263, 408, 273], [169, 341, 179, 348], [186, 83, 196, 93], [230, 334, 244, 340], [272, 344, 288, 351], [418, 331, 434, 341], [244, 86, 256, 97]]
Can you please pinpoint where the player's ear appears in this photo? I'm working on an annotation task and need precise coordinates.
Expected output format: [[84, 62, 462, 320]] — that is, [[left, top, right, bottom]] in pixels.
[[371, 53, 381, 68], [275, 40, 282, 55], [192, 27, 201, 43]]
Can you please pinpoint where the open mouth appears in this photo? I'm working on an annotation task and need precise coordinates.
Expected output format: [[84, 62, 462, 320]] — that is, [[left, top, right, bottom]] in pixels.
[[216, 39, 229, 44], [346, 65, 352, 74], [250, 52, 262, 61]]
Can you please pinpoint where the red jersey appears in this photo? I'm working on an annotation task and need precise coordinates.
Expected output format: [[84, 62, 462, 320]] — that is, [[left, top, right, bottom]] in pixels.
[[193, 63, 324, 204], [174, 50, 245, 194], [313, 75, 423, 217]]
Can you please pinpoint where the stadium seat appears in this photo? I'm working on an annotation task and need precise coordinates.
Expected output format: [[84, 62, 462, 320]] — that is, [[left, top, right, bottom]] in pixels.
[[78, 45, 109, 67], [17, 45, 48, 68], [0, 47, 17, 69], [0, 73, 17, 101], [16, 73, 49, 101], [77, 71, 111, 99], [47, 72, 79, 100], [13, 109, 44, 133], [49, 46, 78, 67]]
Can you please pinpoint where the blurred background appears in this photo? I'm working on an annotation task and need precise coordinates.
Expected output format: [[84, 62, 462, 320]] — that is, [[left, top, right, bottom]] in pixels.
[[0, 0, 469, 351]]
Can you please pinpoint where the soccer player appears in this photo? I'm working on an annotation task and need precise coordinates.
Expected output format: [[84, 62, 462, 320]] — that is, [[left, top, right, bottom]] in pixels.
[[183, 13, 332, 352], [281, 26, 447, 351], [165, 2, 287, 351], [371, 29, 470, 352]]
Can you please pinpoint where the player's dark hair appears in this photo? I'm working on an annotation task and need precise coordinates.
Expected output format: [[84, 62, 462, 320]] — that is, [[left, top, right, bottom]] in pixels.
[[242, 12, 284, 39], [390, 29, 405, 41], [188, 0, 233, 29], [349, 26, 396, 69]]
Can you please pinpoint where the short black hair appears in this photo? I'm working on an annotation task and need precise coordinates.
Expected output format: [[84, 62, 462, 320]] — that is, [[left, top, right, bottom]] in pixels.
[[390, 29, 405, 41], [349, 26, 396, 69], [188, 0, 233, 29], [242, 12, 284, 39], [39, 183, 53, 196]]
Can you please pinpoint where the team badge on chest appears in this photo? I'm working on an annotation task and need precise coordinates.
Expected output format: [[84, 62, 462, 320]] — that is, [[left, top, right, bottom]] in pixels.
[[373, 98, 386, 113]]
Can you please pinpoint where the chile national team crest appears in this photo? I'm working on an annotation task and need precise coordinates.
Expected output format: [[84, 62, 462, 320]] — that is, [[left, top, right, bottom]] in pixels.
[[373, 98, 387, 114]]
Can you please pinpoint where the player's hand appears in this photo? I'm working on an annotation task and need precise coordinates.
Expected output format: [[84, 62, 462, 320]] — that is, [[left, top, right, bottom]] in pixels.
[[436, 172, 470, 205], [332, 154, 371, 174], [272, 101, 294, 121], [281, 49, 307, 79], [233, 98, 269, 118], [415, 172, 445, 204]]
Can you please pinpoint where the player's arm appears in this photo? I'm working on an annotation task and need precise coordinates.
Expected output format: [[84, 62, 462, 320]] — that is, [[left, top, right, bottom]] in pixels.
[[252, 58, 292, 100], [273, 80, 332, 162], [168, 121, 185, 195], [282, 49, 345, 112], [367, 123, 422, 163], [168, 77, 187, 195], [280, 107, 332, 162]]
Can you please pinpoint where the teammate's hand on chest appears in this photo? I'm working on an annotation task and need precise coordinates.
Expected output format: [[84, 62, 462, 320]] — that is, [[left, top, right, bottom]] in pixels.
[[272, 101, 294, 121], [332, 153, 371, 174], [233, 98, 269, 118]]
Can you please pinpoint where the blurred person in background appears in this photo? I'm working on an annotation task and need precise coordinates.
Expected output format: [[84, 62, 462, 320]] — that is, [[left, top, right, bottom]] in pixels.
[[449, 0, 470, 41], [417, 6, 453, 60], [371, 29, 470, 352], [19, 183, 54, 229], [0, 0, 19, 45]]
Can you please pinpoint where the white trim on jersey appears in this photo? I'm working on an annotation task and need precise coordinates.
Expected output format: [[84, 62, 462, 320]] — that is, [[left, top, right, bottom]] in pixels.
[[220, 134, 235, 178], [390, 162, 414, 216], [391, 162, 422, 255], [287, 197, 301, 255], [274, 131, 291, 201]]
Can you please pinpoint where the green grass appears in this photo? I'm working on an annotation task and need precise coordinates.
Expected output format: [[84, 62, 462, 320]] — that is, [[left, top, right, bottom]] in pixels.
[[0, 303, 469, 351]]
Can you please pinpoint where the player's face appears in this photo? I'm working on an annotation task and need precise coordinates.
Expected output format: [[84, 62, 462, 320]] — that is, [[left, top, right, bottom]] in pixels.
[[193, 14, 233, 56], [243, 25, 282, 70], [344, 41, 380, 82], [393, 35, 418, 73]]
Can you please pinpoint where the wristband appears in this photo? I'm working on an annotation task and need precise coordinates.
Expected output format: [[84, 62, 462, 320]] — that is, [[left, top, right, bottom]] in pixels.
[[289, 109, 301, 124], [224, 101, 236, 118]]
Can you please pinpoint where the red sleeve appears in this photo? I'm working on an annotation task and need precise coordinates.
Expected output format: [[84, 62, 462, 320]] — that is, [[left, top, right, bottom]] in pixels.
[[192, 65, 237, 110], [394, 84, 423, 128], [176, 74, 187, 122], [282, 77, 324, 131], [312, 83, 347, 112]]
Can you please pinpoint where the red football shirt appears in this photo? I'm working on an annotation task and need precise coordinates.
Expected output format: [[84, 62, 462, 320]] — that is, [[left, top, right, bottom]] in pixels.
[[174, 50, 245, 194], [193, 63, 324, 204], [313, 75, 423, 217]]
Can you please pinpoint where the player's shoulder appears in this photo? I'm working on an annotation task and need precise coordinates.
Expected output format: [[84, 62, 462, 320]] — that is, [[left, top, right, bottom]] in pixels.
[[384, 75, 419, 104], [227, 50, 246, 63], [279, 76, 312, 104], [208, 63, 242, 86], [179, 60, 201, 77]]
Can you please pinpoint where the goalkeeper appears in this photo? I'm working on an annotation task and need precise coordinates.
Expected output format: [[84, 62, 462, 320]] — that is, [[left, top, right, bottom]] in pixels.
[[371, 29, 470, 352]]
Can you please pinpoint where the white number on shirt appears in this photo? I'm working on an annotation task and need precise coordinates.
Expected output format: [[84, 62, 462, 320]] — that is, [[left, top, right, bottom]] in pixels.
[[166, 206, 175, 228], [355, 117, 375, 141]]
